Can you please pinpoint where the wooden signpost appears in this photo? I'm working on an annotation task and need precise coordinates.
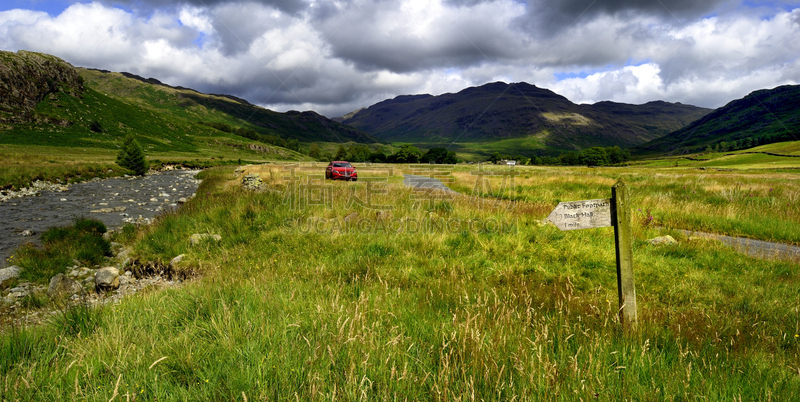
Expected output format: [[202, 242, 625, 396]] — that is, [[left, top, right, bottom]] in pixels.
[[547, 181, 638, 328]]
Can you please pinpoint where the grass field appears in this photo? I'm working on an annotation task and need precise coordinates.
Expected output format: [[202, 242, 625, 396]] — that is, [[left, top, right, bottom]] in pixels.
[[632, 141, 800, 169], [1, 163, 798, 400], [409, 133, 559, 161], [448, 164, 800, 245]]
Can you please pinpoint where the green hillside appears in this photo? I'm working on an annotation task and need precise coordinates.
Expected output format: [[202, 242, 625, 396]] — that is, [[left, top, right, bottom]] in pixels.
[[634, 85, 800, 155], [85, 69, 377, 144], [0, 50, 375, 156], [0, 50, 315, 189], [341, 82, 710, 155]]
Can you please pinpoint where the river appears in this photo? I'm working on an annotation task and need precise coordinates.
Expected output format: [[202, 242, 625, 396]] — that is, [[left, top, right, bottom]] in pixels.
[[1, 170, 201, 268]]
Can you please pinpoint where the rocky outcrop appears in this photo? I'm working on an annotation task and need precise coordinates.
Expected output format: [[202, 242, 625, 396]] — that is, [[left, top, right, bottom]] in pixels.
[[0, 50, 84, 124], [0, 266, 21, 289]]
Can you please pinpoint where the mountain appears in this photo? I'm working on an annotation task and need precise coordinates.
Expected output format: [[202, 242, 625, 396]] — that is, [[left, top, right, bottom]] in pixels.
[[0, 50, 375, 158], [340, 82, 710, 153], [634, 85, 800, 155], [0, 50, 85, 125]]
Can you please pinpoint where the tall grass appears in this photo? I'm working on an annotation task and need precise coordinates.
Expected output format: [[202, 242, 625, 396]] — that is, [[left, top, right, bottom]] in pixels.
[[14, 217, 111, 284], [0, 165, 798, 400], [449, 164, 800, 244]]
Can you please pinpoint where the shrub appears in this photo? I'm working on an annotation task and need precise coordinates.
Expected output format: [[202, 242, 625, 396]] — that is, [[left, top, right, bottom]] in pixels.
[[89, 120, 104, 133]]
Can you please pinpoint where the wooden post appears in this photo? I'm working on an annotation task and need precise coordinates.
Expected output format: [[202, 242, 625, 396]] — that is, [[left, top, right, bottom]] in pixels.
[[612, 181, 637, 328]]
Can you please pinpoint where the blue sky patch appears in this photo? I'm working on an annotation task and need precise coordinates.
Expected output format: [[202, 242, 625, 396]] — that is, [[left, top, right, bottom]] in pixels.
[[0, 0, 74, 16]]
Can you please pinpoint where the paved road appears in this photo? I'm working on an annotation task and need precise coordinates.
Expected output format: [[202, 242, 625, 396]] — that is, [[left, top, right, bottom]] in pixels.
[[402, 174, 458, 193], [677, 229, 800, 263]]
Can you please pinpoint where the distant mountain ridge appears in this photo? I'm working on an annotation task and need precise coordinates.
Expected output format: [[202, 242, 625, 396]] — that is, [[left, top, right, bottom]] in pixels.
[[341, 82, 711, 152], [635, 85, 800, 155]]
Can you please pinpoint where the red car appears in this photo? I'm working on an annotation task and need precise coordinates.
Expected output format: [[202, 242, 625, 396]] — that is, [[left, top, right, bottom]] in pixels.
[[325, 161, 357, 181]]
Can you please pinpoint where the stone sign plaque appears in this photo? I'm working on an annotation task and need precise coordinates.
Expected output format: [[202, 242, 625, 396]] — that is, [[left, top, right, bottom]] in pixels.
[[547, 198, 612, 231]]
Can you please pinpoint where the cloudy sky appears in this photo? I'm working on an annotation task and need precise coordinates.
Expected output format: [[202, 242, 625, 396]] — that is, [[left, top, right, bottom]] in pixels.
[[1, 0, 799, 117]]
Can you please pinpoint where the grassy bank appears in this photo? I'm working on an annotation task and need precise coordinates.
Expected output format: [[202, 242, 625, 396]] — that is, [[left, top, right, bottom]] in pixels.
[[1, 164, 798, 400], [0, 142, 303, 190]]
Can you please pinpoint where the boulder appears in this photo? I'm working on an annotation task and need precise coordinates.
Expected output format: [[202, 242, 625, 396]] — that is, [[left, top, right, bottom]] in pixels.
[[190, 234, 222, 245], [648, 235, 678, 245], [241, 174, 263, 191], [48, 273, 83, 298], [0, 266, 21, 289], [95, 267, 120, 292], [170, 254, 186, 266]]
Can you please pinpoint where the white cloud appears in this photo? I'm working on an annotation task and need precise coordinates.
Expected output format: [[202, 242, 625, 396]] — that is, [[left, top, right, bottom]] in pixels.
[[0, 1, 798, 118]]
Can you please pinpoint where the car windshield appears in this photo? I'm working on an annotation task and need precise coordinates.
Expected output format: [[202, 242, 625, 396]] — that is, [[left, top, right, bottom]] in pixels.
[[332, 163, 352, 168]]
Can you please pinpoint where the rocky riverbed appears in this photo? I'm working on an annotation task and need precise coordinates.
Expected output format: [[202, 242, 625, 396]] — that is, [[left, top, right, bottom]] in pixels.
[[0, 169, 201, 268]]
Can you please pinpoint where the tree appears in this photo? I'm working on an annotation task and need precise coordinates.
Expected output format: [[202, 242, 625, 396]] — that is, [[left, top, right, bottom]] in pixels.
[[369, 151, 387, 163], [513, 155, 530, 165], [559, 151, 580, 165], [286, 139, 301, 152], [578, 147, 609, 167], [116, 135, 148, 176], [607, 146, 631, 164], [235, 127, 259, 140], [420, 147, 457, 164], [388, 144, 422, 163], [334, 145, 347, 160], [309, 143, 322, 159], [346, 144, 372, 162]]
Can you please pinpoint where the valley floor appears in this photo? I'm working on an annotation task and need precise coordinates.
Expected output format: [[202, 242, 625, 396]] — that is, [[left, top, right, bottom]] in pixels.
[[1, 162, 799, 400]]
